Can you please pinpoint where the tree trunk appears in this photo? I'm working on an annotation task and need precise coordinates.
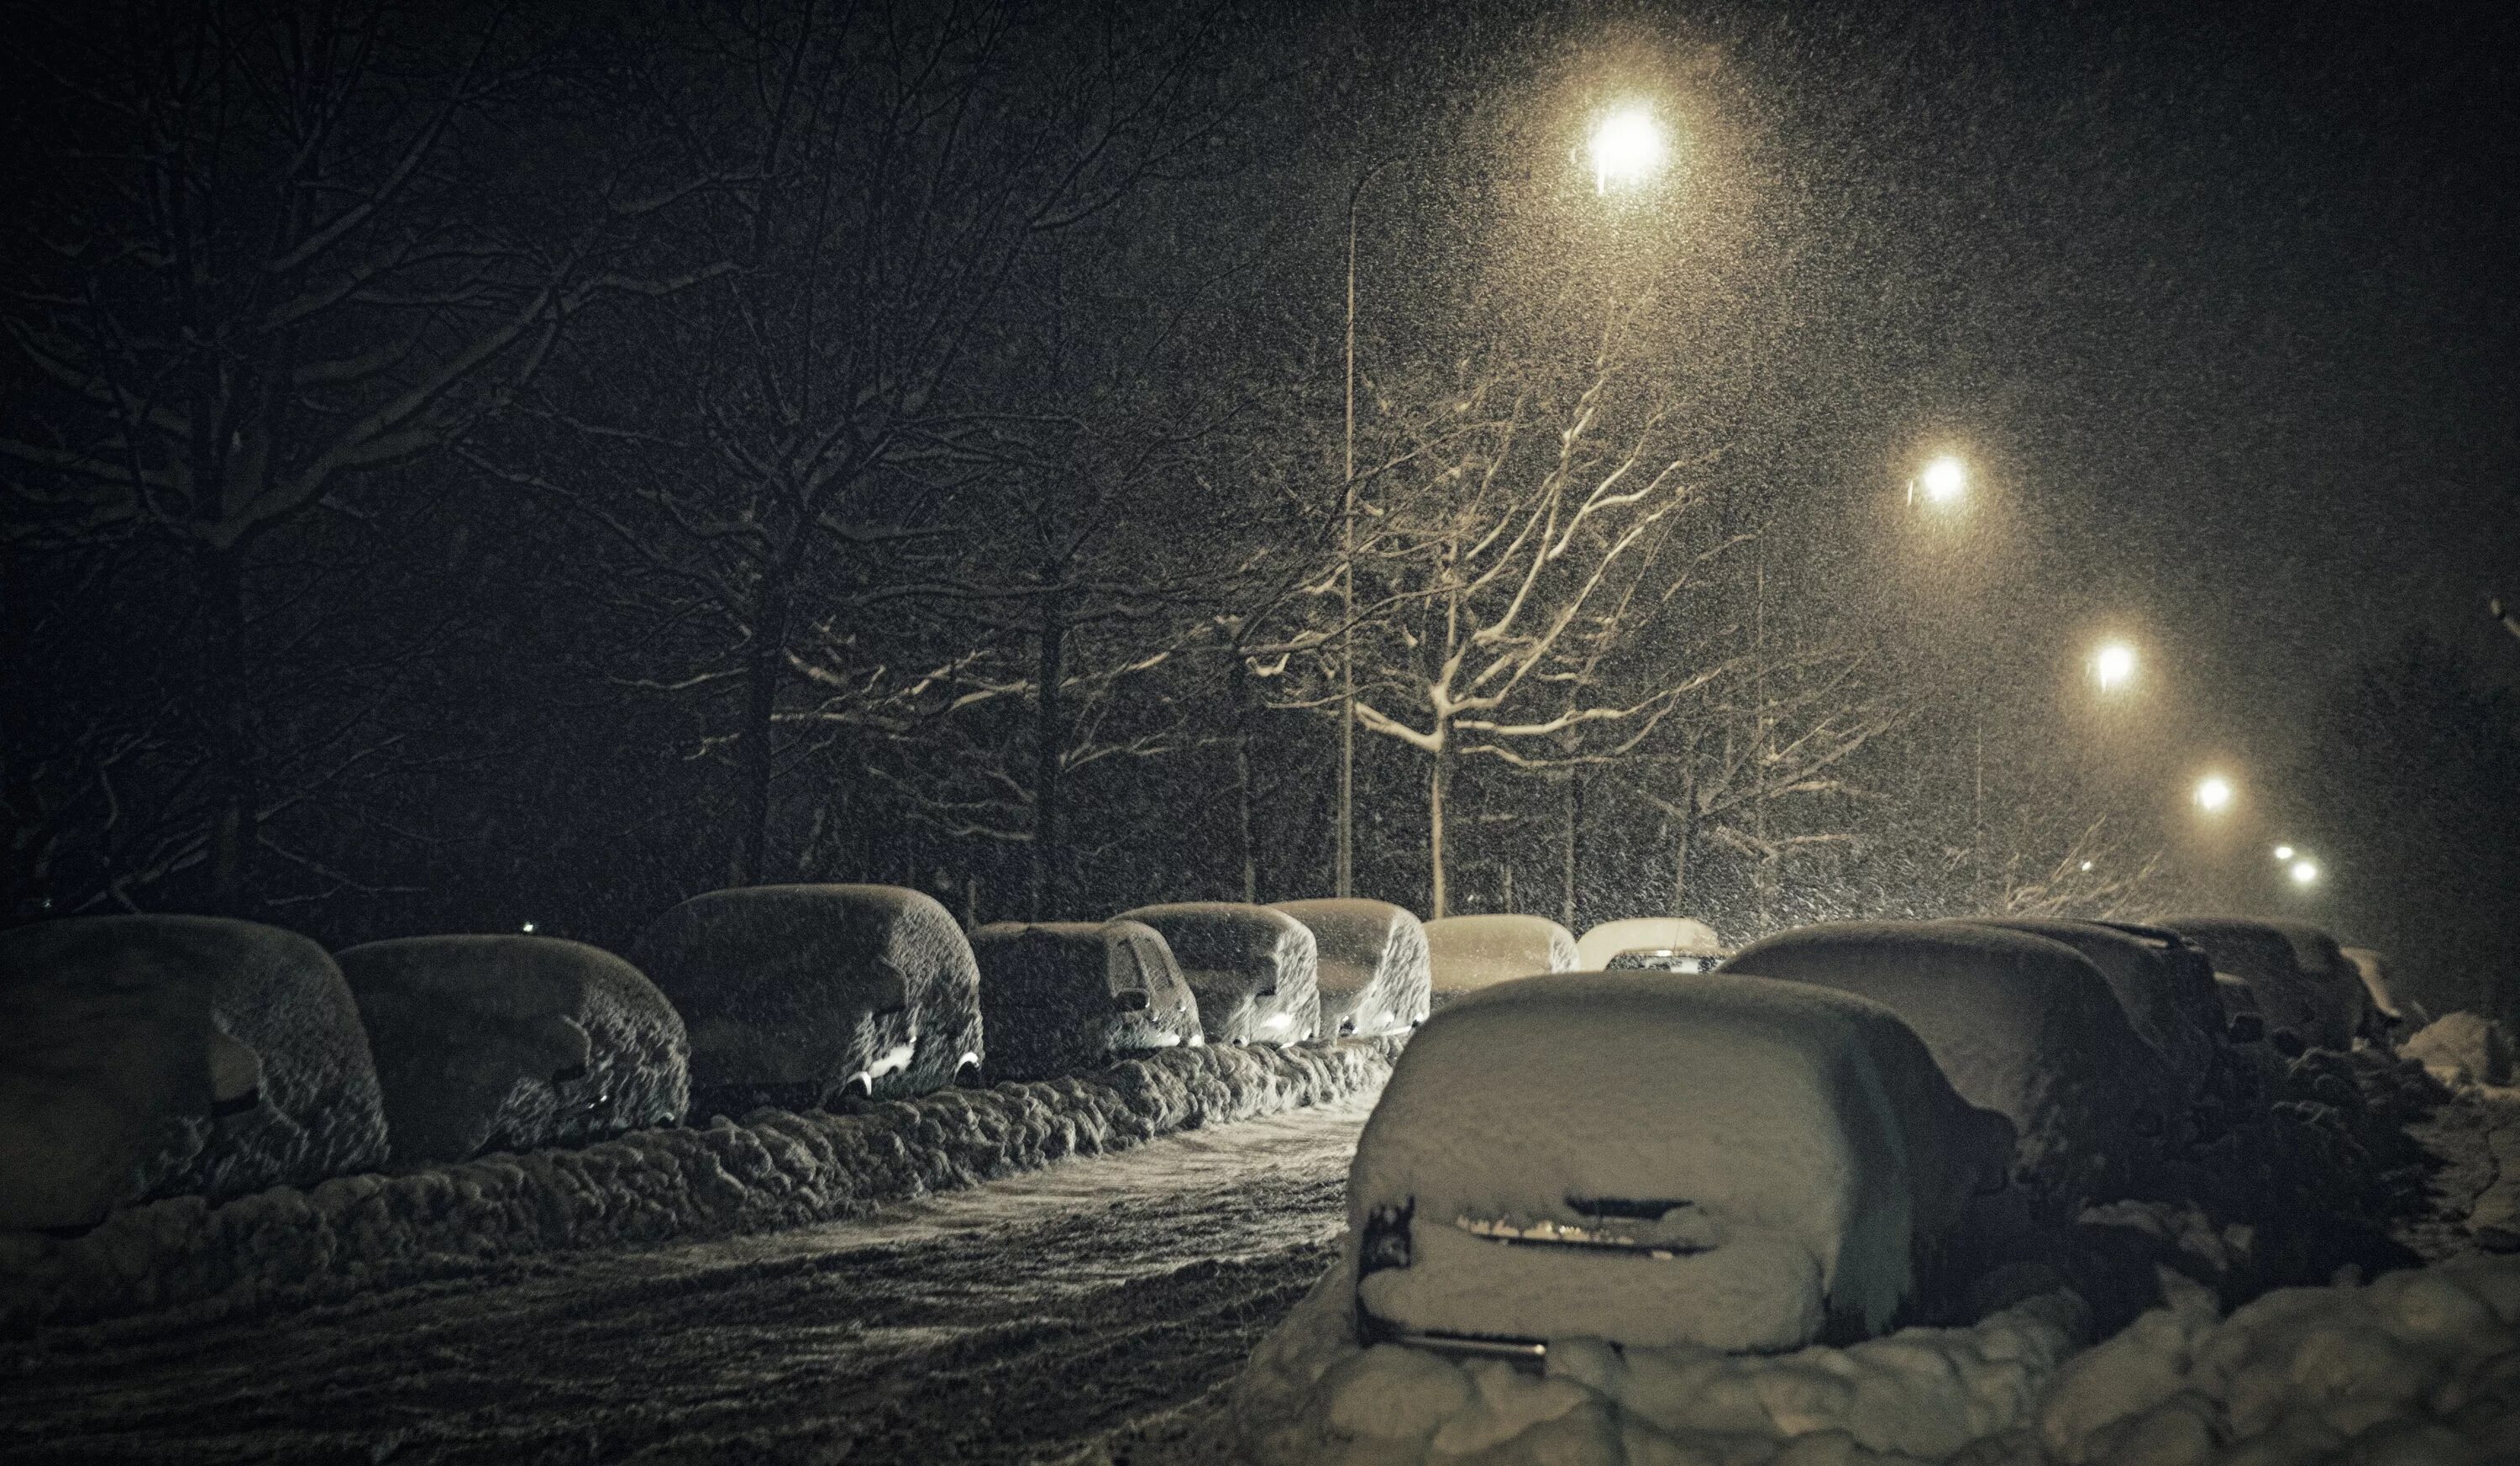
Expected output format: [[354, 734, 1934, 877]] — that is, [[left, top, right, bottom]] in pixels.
[[1559, 765, 1585, 931], [201, 544, 257, 914], [730, 569, 792, 886], [1670, 772, 1698, 916], [1427, 735, 1452, 918], [1029, 579, 1068, 920], [1230, 654, 1257, 903]]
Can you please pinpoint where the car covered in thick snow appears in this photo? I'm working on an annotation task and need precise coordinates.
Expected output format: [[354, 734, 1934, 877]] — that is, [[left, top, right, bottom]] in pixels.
[[2153, 915, 2369, 1054], [1347, 971, 2014, 1356], [1112, 902, 1320, 1046], [1721, 921, 2181, 1200], [1268, 899, 1431, 1038], [337, 935, 690, 1164], [1575, 916, 1726, 974], [0, 915, 388, 1233], [1951, 917, 2226, 1096], [2343, 946, 2422, 1043], [968, 919, 1202, 1081], [630, 884, 983, 1112], [1421, 914, 1580, 1009]]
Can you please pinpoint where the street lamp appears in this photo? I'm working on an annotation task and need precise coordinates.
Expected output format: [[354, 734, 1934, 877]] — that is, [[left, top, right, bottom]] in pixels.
[[2289, 857, 2320, 887], [1588, 105, 1669, 195], [2273, 843, 2295, 860], [2193, 774, 2234, 813], [2090, 640, 2137, 692], [1910, 454, 1967, 507]]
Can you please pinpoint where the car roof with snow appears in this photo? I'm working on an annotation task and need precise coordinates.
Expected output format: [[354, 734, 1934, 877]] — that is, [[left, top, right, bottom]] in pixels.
[[1574, 917, 1725, 970], [1421, 914, 1581, 991]]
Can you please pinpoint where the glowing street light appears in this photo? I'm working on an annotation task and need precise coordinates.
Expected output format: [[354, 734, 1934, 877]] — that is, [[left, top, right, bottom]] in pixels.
[[1588, 105, 1669, 194], [2090, 640, 2138, 692], [2193, 774, 2234, 813], [2273, 844, 2295, 861], [1909, 454, 1967, 507], [2288, 858, 2320, 887]]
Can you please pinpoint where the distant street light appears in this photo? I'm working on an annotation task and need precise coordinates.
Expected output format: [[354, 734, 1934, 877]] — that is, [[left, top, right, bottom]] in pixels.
[[2289, 858, 2320, 887], [1909, 454, 1967, 507], [2273, 843, 2295, 860], [2090, 640, 2138, 692], [1588, 105, 1669, 194], [2193, 774, 2234, 813]]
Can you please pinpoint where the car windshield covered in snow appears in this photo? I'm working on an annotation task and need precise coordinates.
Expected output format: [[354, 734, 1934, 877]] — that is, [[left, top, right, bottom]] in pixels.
[[1347, 971, 2013, 1358]]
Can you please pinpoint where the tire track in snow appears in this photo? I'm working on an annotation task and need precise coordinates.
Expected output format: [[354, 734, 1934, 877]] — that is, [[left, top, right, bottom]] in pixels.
[[2, 1099, 1374, 1465]]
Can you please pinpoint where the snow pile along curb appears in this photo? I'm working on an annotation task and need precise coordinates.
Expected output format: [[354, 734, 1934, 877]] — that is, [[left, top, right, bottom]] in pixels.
[[0, 1037, 1397, 1334]]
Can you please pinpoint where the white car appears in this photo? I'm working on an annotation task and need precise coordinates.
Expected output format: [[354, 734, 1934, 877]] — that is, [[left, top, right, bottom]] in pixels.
[[338, 934, 690, 1164], [1268, 899, 1431, 1037], [631, 885, 984, 1111], [1113, 903, 1320, 1045], [1575, 917, 1726, 974], [1348, 971, 2013, 1356], [968, 920, 1202, 1081]]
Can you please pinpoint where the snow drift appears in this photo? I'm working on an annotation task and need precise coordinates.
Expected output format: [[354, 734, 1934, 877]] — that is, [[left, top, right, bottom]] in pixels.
[[1348, 972, 2016, 1356], [969, 920, 1203, 1083], [0, 1037, 1398, 1332], [1115, 902, 1320, 1046], [1271, 899, 1432, 1038], [2406, 1012, 2514, 1087], [337, 935, 690, 1164], [1722, 922, 2181, 1203], [630, 884, 982, 1111], [1421, 915, 1579, 1002], [0, 916, 386, 1232]]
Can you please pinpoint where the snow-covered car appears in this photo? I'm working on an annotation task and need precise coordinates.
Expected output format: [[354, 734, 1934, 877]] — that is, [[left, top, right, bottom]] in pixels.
[[2153, 915, 2369, 1054], [1952, 918, 2226, 1096], [337, 935, 690, 1164], [0, 915, 387, 1233], [1112, 903, 1320, 1045], [1421, 915, 1579, 1010], [968, 920, 1202, 1081], [1721, 921, 2181, 1200], [1574, 916, 1726, 974], [1347, 971, 2014, 1356], [2342, 946, 2422, 1043], [1268, 899, 1431, 1038], [2214, 973, 2268, 1045], [630, 884, 983, 1111]]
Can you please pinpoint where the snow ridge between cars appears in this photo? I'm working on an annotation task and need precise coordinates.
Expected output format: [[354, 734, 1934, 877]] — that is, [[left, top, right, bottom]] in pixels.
[[0, 1037, 1399, 1335]]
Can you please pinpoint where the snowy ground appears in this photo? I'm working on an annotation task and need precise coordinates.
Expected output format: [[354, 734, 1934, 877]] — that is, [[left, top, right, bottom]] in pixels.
[[0, 1098, 1375, 1464]]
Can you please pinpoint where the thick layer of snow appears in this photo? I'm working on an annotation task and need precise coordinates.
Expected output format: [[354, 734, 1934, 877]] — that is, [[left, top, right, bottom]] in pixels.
[[2345, 945, 2426, 1038], [1348, 972, 2014, 1354], [969, 920, 1203, 1082], [1237, 1259, 2083, 1465], [2406, 1012, 2514, 1086], [2155, 915, 2367, 1054], [1722, 922, 2179, 1202], [0, 1037, 1398, 1332], [336, 935, 690, 1164], [2034, 1256, 2520, 1465], [1574, 917, 1725, 970], [1956, 919, 2224, 1100], [1116, 903, 1321, 1046], [1422, 915, 1580, 996], [630, 884, 983, 1109], [1271, 900, 1432, 1038], [0, 916, 386, 1232]]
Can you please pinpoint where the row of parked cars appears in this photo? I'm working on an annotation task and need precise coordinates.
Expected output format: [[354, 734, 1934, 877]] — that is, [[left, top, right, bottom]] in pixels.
[[0, 887, 1460, 1235], [1345, 910, 2417, 1362]]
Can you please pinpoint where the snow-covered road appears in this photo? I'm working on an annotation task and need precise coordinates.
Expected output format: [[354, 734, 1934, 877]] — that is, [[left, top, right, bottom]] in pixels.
[[2, 1098, 1376, 1464]]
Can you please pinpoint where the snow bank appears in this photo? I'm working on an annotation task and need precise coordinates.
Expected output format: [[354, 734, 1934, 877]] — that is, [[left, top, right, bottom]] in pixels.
[[2406, 1012, 2514, 1086], [1272, 900, 1432, 1038], [1722, 922, 2180, 1204], [0, 916, 386, 1232], [1349, 972, 2015, 1356], [1116, 903, 1320, 1046], [2035, 1255, 2520, 1465], [0, 1036, 1399, 1333], [969, 920, 1203, 1083], [1422, 915, 1579, 1000], [2155, 916, 2366, 1054], [1236, 1259, 2084, 1465], [1957, 920, 2224, 1102], [1575, 917, 1725, 971], [630, 884, 982, 1111], [337, 936, 690, 1164]]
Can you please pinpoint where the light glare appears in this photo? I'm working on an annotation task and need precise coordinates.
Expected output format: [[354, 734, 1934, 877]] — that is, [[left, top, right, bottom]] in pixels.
[[1918, 455, 1967, 505], [2273, 844, 2295, 860], [1589, 107, 1668, 194], [2091, 641, 2138, 691], [2194, 775, 2234, 812], [2289, 859, 2320, 886]]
